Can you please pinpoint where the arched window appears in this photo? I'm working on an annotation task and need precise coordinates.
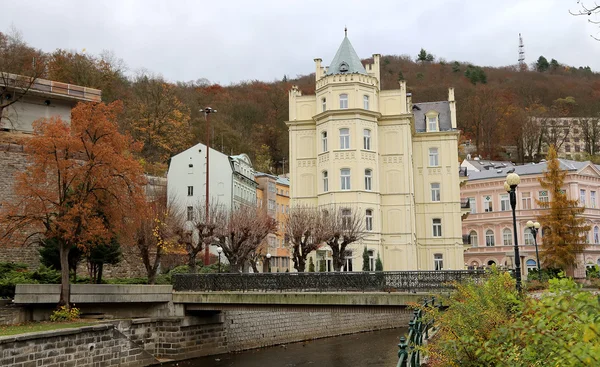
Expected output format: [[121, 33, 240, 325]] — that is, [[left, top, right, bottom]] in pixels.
[[469, 230, 478, 247], [365, 209, 373, 231], [363, 129, 371, 150], [322, 171, 328, 192], [364, 169, 372, 191], [524, 228, 534, 245], [503, 228, 512, 246], [594, 226, 599, 244], [363, 95, 370, 110], [339, 94, 348, 109], [321, 131, 328, 152], [487, 260, 496, 266], [339, 128, 350, 149], [486, 230, 495, 246], [526, 259, 537, 272]]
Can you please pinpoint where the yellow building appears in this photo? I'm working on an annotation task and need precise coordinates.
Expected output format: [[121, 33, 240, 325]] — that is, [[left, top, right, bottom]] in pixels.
[[286, 33, 464, 271], [255, 173, 291, 272]]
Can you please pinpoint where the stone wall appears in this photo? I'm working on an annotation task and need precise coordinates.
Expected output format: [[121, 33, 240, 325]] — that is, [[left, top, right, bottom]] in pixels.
[[0, 301, 28, 326], [0, 324, 158, 367], [224, 309, 411, 351]]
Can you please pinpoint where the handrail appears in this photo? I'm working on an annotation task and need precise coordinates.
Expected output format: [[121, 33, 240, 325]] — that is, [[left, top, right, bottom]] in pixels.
[[397, 297, 439, 367]]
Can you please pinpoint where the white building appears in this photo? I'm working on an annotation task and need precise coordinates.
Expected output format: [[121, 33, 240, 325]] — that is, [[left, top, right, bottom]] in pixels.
[[230, 154, 258, 209]]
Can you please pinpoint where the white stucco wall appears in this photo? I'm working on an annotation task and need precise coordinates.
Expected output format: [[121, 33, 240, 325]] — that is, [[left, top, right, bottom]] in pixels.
[[1, 95, 75, 132]]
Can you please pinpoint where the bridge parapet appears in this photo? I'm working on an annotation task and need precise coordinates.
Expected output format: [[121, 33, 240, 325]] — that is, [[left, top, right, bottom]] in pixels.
[[173, 270, 487, 293]]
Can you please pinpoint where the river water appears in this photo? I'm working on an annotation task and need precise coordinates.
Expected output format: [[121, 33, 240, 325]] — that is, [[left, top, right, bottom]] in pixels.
[[161, 327, 407, 367]]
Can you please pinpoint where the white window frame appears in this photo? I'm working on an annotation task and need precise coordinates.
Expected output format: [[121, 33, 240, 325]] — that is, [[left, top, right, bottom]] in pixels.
[[431, 183, 441, 202], [594, 226, 599, 244], [428, 148, 439, 167], [469, 230, 478, 247], [522, 192, 532, 210], [341, 168, 351, 190], [187, 186, 194, 196], [428, 116, 438, 132], [186, 206, 194, 221], [484, 195, 493, 212], [343, 250, 353, 272], [363, 129, 371, 150], [432, 218, 442, 237], [468, 197, 476, 214], [363, 95, 369, 110], [322, 171, 329, 192], [321, 97, 326, 112], [434, 253, 443, 271], [340, 128, 350, 149], [500, 194, 510, 211], [524, 228, 534, 246], [503, 228, 513, 246], [486, 229, 495, 246], [538, 190, 549, 204], [368, 250, 375, 271], [364, 169, 372, 191], [365, 209, 373, 231], [341, 208, 352, 229], [321, 131, 328, 152], [339, 94, 348, 109], [580, 189, 586, 207], [592, 191, 597, 209]]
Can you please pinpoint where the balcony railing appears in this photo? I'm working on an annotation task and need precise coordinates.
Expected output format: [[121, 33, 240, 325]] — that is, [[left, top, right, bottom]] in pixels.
[[1, 72, 101, 102], [173, 270, 488, 293]]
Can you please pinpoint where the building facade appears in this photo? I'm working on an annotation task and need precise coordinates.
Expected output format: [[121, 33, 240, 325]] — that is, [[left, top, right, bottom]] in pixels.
[[461, 159, 600, 278], [286, 34, 465, 271], [230, 154, 258, 209], [1, 73, 101, 133]]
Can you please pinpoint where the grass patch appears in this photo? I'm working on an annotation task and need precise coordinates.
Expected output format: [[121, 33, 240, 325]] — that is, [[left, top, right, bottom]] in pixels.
[[0, 321, 93, 336]]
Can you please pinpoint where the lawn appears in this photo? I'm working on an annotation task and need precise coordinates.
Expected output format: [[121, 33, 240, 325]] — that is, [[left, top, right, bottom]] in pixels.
[[0, 321, 93, 337]]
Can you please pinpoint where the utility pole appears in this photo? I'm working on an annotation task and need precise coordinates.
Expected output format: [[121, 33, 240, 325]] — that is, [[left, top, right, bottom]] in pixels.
[[202, 107, 217, 267], [518, 33, 526, 71], [280, 157, 287, 175]]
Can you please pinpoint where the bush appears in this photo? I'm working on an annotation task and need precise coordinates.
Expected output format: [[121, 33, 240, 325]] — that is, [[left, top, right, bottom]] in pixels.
[[104, 277, 148, 285], [524, 279, 548, 291], [586, 265, 600, 279], [50, 306, 80, 322], [527, 268, 562, 282]]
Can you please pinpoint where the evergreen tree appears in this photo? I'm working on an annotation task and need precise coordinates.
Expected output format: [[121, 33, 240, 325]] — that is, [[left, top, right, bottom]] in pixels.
[[375, 253, 383, 271], [536, 146, 590, 274], [417, 48, 428, 62], [425, 53, 434, 62], [397, 71, 404, 81], [452, 61, 461, 73], [39, 238, 83, 281], [536, 56, 550, 72], [87, 238, 122, 283], [308, 257, 315, 272], [550, 58, 559, 71], [319, 259, 326, 272], [362, 247, 370, 271], [464, 65, 487, 85]]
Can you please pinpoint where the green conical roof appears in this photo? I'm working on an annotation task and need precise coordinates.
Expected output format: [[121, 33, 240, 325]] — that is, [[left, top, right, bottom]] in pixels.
[[326, 35, 367, 75]]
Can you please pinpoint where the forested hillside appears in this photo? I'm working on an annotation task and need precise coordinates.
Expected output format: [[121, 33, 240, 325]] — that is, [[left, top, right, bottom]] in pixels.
[[3, 29, 600, 174]]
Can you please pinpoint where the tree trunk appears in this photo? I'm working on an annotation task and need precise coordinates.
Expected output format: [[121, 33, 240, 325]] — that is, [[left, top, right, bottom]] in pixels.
[[331, 245, 342, 272], [96, 263, 103, 284], [296, 257, 306, 272], [58, 243, 71, 308], [188, 252, 197, 273]]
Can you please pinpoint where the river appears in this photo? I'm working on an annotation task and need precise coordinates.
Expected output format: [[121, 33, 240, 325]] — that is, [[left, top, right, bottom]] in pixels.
[[160, 327, 407, 367]]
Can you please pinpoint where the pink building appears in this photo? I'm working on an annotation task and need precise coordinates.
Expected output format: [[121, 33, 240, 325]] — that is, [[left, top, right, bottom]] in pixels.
[[461, 159, 600, 279]]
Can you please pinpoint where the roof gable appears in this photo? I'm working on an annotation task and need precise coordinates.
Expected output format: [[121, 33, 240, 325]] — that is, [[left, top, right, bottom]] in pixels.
[[577, 163, 600, 177], [325, 36, 367, 76]]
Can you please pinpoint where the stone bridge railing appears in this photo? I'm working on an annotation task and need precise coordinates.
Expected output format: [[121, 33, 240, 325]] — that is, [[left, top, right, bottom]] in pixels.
[[173, 270, 487, 293]]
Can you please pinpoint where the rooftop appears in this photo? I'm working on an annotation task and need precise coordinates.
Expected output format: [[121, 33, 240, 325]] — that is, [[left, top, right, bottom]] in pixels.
[[1, 72, 101, 102], [325, 34, 367, 76], [467, 159, 599, 181], [413, 102, 453, 132]]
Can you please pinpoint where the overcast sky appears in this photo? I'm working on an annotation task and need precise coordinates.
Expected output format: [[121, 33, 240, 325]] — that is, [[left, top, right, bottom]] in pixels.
[[3, 0, 600, 85]]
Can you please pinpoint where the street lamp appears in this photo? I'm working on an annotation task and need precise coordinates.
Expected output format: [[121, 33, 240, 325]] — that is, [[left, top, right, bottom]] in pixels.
[[216, 246, 222, 273], [526, 220, 542, 274], [202, 106, 217, 267], [266, 253, 272, 273], [505, 172, 522, 292]]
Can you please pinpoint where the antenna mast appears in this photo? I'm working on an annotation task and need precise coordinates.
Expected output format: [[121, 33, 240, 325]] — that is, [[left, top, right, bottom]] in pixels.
[[518, 33, 526, 71]]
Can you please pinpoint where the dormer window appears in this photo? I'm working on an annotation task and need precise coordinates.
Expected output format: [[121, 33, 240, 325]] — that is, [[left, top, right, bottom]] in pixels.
[[426, 111, 439, 132], [339, 62, 349, 73]]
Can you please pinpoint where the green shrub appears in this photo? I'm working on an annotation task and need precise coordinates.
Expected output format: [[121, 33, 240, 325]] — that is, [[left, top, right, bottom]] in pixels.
[[50, 306, 80, 322], [586, 265, 600, 279], [524, 279, 548, 291], [104, 277, 148, 284]]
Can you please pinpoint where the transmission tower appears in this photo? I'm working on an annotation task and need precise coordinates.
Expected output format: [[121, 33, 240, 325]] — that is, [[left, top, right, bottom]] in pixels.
[[518, 33, 526, 71]]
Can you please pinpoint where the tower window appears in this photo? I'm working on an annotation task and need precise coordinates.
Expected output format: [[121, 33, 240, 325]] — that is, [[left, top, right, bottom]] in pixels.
[[429, 148, 439, 167], [363, 95, 369, 110], [339, 94, 348, 109], [363, 129, 371, 150], [321, 98, 326, 112], [323, 171, 329, 192], [365, 209, 373, 231], [340, 128, 350, 149], [341, 168, 351, 190], [364, 169, 372, 191], [322, 131, 328, 152]]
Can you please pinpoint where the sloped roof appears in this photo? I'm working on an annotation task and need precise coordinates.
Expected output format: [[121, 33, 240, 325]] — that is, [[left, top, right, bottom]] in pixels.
[[467, 159, 590, 181], [325, 36, 367, 76], [464, 160, 515, 171], [413, 102, 453, 132]]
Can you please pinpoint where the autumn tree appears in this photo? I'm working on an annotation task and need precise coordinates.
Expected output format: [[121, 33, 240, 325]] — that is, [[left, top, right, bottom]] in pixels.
[[579, 117, 600, 156], [286, 206, 329, 272], [0, 101, 146, 306], [122, 73, 192, 173], [215, 206, 276, 273], [536, 146, 591, 274], [321, 206, 366, 272], [254, 144, 274, 173], [133, 190, 175, 284], [0, 27, 47, 128]]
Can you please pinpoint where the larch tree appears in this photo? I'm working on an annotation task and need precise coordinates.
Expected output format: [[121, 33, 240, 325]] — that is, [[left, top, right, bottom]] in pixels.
[[0, 101, 147, 307], [321, 206, 366, 272], [215, 206, 276, 273], [286, 206, 329, 272], [536, 145, 591, 274]]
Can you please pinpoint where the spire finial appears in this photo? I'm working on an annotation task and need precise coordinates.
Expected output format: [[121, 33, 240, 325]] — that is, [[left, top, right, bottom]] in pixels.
[[344, 26, 347, 37]]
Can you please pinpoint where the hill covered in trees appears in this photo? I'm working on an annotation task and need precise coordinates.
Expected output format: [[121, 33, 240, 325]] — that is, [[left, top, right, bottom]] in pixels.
[[3, 29, 600, 174]]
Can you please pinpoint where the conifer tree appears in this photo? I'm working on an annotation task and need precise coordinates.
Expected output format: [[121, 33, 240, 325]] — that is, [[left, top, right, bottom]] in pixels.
[[362, 246, 370, 271], [375, 253, 383, 271], [536, 146, 590, 274], [308, 257, 315, 272]]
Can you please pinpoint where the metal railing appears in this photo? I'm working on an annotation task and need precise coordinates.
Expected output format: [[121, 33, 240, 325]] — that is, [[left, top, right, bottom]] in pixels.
[[173, 270, 487, 293], [397, 297, 439, 367]]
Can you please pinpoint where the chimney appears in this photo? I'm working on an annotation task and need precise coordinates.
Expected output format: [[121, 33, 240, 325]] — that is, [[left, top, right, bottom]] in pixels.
[[314, 58, 322, 81], [448, 87, 457, 129]]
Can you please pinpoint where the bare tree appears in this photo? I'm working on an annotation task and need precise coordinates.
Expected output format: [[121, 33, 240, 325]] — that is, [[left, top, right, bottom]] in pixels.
[[543, 119, 570, 152], [321, 206, 367, 272], [0, 27, 47, 128], [216, 206, 276, 273], [523, 117, 546, 161], [571, 2, 600, 40], [172, 202, 226, 273], [286, 206, 329, 272], [579, 117, 600, 156]]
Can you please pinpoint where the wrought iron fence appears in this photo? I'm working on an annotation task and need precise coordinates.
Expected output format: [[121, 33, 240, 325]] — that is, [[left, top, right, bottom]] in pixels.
[[397, 297, 439, 367], [173, 270, 487, 293]]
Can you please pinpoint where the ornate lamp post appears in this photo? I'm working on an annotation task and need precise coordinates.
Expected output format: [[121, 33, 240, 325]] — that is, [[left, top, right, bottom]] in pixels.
[[216, 246, 222, 273], [202, 106, 217, 267], [526, 220, 541, 274], [266, 253, 272, 273], [504, 172, 522, 292]]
